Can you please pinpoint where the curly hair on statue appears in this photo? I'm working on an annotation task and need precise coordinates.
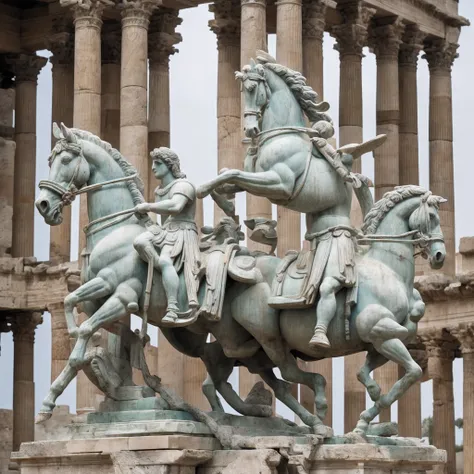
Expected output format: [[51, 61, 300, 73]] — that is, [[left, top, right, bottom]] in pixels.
[[150, 147, 186, 179]]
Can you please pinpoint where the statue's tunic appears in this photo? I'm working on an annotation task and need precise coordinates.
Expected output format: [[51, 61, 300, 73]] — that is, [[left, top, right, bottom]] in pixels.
[[148, 179, 200, 307]]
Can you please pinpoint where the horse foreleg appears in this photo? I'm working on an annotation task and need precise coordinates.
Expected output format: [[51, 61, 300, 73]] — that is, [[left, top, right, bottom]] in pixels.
[[355, 338, 422, 435], [64, 271, 117, 337], [69, 279, 140, 368], [198, 168, 293, 200], [356, 349, 387, 402], [36, 362, 77, 423]]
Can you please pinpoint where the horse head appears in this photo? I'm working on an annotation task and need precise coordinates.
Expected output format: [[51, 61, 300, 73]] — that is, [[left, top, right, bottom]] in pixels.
[[35, 123, 90, 225], [407, 191, 447, 269], [236, 59, 270, 139]]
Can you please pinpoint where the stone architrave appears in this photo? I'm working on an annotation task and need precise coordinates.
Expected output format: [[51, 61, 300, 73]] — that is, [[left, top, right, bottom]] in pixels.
[[119, 0, 160, 198], [209, 0, 241, 224], [47, 17, 75, 264], [369, 17, 405, 201], [101, 22, 121, 149], [451, 324, 474, 474], [423, 39, 458, 277], [240, 0, 272, 253], [420, 329, 457, 474], [10, 313, 43, 452], [398, 25, 425, 186], [5, 53, 47, 259], [275, 0, 302, 258], [148, 8, 182, 201], [332, 2, 374, 433]]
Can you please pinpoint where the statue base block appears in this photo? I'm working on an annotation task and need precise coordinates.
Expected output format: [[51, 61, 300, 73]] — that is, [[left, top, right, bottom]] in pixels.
[[12, 435, 446, 474]]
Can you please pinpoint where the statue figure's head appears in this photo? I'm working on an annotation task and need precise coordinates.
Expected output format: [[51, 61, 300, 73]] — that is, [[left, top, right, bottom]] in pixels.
[[150, 147, 186, 180]]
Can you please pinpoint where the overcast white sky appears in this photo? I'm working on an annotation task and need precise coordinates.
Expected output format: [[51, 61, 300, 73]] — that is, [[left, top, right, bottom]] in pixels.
[[0, 3, 472, 440]]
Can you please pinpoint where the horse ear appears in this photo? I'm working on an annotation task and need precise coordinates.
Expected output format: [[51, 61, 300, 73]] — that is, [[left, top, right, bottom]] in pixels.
[[52, 122, 63, 139], [256, 50, 276, 64], [235, 71, 243, 81], [250, 58, 256, 67], [438, 197, 448, 204], [60, 123, 77, 144]]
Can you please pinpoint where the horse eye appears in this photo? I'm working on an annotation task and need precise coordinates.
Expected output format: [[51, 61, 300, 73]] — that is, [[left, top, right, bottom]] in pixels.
[[61, 156, 73, 165]]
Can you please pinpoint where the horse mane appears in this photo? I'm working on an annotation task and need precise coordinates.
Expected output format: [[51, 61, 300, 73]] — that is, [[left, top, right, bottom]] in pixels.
[[256, 51, 333, 127], [362, 185, 443, 235]]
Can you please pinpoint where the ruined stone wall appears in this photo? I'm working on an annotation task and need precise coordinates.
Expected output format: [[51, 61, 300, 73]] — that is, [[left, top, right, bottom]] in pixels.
[[0, 409, 12, 474]]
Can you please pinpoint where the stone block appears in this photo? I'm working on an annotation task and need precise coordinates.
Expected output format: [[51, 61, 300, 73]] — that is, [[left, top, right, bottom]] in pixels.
[[87, 409, 195, 424], [459, 237, 474, 272]]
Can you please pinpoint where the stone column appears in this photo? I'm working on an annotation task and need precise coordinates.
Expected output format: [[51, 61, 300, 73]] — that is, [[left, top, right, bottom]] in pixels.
[[11, 313, 43, 451], [5, 54, 47, 258], [398, 26, 424, 186], [275, 0, 302, 257], [210, 0, 241, 224], [101, 23, 121, 149], [0, 71, 15, 258], [241, 0, 272, 252], [422, 330, 457, 474], [48, 20, 75, 264], [120, 0, 158, 197], [65, 0, 107, 253], [48, 302, 71, 382], [451, 324, 474, 474], [344, 352, 365, 432], [423, 39, 458, 277], [148, 8, 182, 201], [397, 349, 425, 437], [369, 17, 405, 201]]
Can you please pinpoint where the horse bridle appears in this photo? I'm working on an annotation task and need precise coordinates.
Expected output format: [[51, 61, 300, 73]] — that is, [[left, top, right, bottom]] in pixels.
[[242, 72, 269, 121], [39, 141, 138, 206]]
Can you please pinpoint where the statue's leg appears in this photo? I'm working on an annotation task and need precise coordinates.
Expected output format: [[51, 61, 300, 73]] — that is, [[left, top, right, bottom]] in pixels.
[[310, 277, 342, 349], [64, 270, 117, 336], [158, 249, 180, 322], [36, 362, 77, 423], [202, 373, 224, 413], [198, 168, 293, 200], [201, 342, 273, 417], [69, 279, 141, 367], [259, 369, 330, 436], [356, 349, 387, 402]]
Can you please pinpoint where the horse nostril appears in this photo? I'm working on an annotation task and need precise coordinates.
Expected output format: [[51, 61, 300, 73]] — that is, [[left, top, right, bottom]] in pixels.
[[38, 200, 49, 212], [435, 251, 444, 262]]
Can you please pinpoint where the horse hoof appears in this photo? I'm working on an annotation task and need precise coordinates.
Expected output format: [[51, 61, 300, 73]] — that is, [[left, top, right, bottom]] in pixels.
[[197, 186, 210, 199], [312, 424, 333, 438], [35, 411, 52, 424], [127, 302, 139, 313]]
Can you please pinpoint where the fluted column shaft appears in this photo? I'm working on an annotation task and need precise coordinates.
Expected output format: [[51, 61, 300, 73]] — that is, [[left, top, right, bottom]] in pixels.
[[241, 0, 272, 252], [148, 8, 182, 201], [370, 18, 404, 201], [6, 54, 47, 258], [210, 0, 241, 224], [423, 39, 458, 277], [49, 302, 71, 382], [101, 24, 121, 149], [332, 3, 374, 227], [451, 325, 474, 474], [275, 0, 302, 256], [424, 336, 457, 474], [398, 26, 424, 186], [11, 313, 42, 451], [120, 2, 158, 197], [48, 26, 75, 264]]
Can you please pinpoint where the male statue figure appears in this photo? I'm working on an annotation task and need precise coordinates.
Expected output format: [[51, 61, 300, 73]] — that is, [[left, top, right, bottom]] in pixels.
[[134, 147, 200, 325]]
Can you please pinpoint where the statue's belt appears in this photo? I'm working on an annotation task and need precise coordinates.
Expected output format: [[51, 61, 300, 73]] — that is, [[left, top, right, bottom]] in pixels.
[[305, 225, 359, 242]]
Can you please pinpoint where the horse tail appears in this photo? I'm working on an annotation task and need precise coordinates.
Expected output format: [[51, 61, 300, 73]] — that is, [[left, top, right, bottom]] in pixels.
[[353, 175, 374, 220]]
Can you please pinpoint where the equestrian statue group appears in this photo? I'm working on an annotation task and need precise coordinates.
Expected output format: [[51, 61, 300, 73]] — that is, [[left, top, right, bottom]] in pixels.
[[34, 51, 446, 439]]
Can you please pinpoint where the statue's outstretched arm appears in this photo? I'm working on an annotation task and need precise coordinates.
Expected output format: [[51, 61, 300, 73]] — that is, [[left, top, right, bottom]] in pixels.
[[136, 194, 189, 216]]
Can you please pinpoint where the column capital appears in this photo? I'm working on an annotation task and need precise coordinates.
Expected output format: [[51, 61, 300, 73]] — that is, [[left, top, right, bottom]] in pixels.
[[102, 23, 121, 65], [369, 16, 405, 61], [119, 0, 160, 27], [60, 0, 110, 24], [10, 312, 43, 344], [331, 3, 375, 57], [423, 38, 459, 73], [419, 328, 458, 360], [451, 324, 474, 355], [47, 17, 75, 67], [5, 53, 47, 83], [148, 9, 182, 68], [302, 0, 326, 42], [399, 24, 426, 68], [209, 0, 241, 47]]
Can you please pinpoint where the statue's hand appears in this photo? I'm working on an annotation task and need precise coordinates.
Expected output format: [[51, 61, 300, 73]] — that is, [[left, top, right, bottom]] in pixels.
[[135, 203, 151, 214]]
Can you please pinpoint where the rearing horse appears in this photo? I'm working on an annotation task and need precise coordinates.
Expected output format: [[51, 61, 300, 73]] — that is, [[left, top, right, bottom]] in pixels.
[[197, 51, 373, 218]]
